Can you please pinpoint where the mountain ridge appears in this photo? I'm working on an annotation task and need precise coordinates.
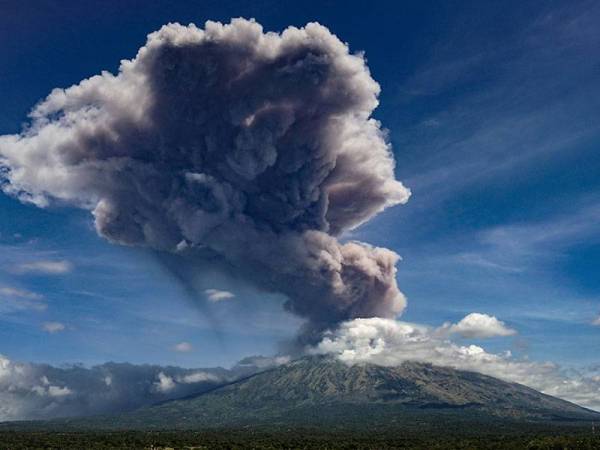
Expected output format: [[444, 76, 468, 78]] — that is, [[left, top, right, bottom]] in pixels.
[[3, 355, 598, 431], [73, 356, 600, 428]]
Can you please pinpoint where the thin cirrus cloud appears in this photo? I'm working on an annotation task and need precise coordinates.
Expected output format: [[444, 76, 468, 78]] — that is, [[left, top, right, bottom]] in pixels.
[[204, 289, 235, 302], [415, 200, 600, 279], [42, 322, 66, 333], [0, 286, 43, 300], [0, 285, 46, 313], [14, 260, 73, 275], [396, 4, 600, 213], [393, 200, 600, 327]]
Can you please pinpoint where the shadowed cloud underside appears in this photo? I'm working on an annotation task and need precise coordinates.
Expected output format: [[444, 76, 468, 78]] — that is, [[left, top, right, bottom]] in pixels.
[[0, 19, 410, 340]]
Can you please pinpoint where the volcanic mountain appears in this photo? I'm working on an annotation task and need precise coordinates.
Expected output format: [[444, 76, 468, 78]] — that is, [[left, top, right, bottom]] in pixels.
[[40, 355, 598, 431]]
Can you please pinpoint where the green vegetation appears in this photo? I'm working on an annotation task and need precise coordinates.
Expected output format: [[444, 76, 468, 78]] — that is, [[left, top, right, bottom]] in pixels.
[[2, 357, 599, 448], [0, 428, 599, 449], [68, 356, 598, 430]]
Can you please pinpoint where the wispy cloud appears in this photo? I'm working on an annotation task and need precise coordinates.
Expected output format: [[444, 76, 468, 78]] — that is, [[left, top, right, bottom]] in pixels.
[[456, 200, 600, 274], [42, 322, 65, 333], [0, 286, 42, 300], [14, 260, 73, 275], [204, 289, 235, 302], [395, 3, 600, 211], [0, 285, 46, 313], [392, 198, 600, 331], [173, 341, 192, 352]]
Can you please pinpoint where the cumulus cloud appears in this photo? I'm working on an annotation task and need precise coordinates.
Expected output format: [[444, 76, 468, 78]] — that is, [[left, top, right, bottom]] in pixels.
[[0, 19, 409, 341], [443, 313, 516, 339], [33, 377, 73, 398], [173, 341, 193, 352], [204, 289, 235, 302], [311, 318, 600, 410], [0, 353, 294, 421], [0, 354, 265, 421], [14, 260, 72, 275], [153, 372, 176, 393], [42, 322, 66, 333]]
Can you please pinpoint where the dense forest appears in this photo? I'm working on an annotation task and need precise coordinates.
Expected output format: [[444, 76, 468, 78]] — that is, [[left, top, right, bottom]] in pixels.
[[1, 428, 599, 449]]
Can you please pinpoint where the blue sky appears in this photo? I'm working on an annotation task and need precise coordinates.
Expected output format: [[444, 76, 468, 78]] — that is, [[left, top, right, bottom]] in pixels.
[[0, 0, 599, 371]]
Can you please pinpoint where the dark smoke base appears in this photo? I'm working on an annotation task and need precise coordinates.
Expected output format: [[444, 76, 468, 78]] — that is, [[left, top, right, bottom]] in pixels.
[[0, 19, 410, 341]]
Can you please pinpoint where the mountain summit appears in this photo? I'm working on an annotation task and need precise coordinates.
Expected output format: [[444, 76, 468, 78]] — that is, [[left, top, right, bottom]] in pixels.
[[70, 355, 598, 430]]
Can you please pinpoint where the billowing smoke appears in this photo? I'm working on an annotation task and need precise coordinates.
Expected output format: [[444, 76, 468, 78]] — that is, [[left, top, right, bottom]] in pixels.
[[0, 19, 409, 339]]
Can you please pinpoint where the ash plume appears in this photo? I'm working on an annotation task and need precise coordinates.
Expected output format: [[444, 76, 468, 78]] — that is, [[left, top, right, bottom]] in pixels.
[[0, 19, 410, 340]]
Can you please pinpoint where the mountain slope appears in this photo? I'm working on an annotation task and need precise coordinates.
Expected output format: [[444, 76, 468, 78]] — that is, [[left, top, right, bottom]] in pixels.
[[71, 355, 599, 430]]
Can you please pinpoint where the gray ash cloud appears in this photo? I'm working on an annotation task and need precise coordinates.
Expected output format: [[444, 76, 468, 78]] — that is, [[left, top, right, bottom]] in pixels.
[[0, 19, 410, 339]]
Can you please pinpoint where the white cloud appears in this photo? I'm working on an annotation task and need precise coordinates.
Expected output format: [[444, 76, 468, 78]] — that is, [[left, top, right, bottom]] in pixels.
[[31, 383, 73, 397], [15, 260, 72, 275], [173, 341, 193, 352], [47, 385, 73, 397], [448, 202, 600, 279], [592, 316, 600, 326], [0, 285, 46, 313], [0, 355, 230, 421], [25, 374, 73, 399], [204, 289, 235, 302], [0, 286, 43, 300], [179, 371, 220, 384], [153, 372, 176, 393], [42, 322, 65, 333], [444, 313, 517, 339], [311, 318, 600, 411]]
